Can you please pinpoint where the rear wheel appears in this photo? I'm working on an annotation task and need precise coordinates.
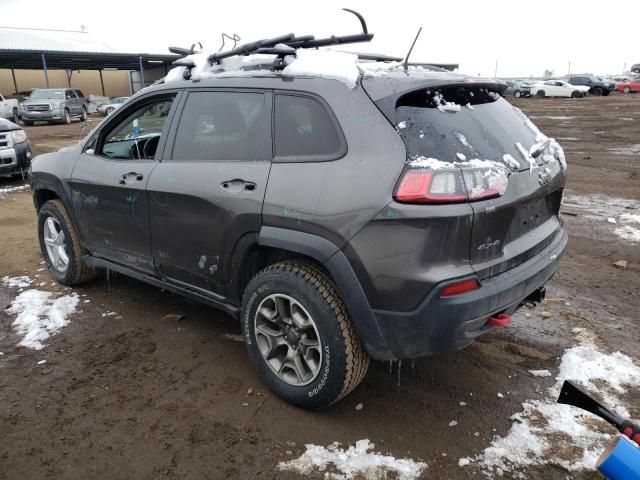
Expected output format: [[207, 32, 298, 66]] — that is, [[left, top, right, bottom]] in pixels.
[[514, 90, 522, 98], [623, 87, 631, 94], [241, 261, 369, 409], [591, 87, 603, 96], [38, 199, 97, 286], [536, 90, 546, 97], [106, 106, 115, 115]]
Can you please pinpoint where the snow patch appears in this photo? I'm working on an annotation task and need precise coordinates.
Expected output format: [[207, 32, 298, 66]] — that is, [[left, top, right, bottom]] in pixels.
[[3, 276, 32, 288], [0, 184, 29, 198], [279, 439, 427, 480], [6, 289, 79, 350], [469, 328, 640, 477], [528, 369, 552, 378]]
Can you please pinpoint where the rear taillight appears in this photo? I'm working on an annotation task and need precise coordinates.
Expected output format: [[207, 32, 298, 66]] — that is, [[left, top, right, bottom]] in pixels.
[[395, 166, 507, 204]]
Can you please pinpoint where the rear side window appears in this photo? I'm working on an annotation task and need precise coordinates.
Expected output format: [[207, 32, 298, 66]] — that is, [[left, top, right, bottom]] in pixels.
[[172, 91, 270, 161], [394, 86, 538, 170], [274, 94, 346, 161]]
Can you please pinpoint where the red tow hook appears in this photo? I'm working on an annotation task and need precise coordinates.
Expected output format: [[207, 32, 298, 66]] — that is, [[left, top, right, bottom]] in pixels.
[[487, 313, 512, 328]]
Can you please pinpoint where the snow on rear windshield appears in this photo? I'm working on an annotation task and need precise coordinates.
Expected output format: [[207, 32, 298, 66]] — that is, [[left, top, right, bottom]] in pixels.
[[396, 86, 539, 170]]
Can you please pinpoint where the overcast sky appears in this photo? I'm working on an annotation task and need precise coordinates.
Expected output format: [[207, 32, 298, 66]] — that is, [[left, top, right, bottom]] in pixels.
[[1, 0, 637, 77]]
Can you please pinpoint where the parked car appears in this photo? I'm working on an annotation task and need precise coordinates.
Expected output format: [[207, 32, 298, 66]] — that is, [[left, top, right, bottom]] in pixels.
[[615, 78, 640, 93], [0, 118, 33, 177], [0, 92, 20, 123], [502, 80, 531, 97], [6, 89, 36, 103], [566, 75, 614, 96], [97, 97, 129, 115], [19, 88, 88, 125], [530, 80, 588, 98], [29, 42, 567, 409]]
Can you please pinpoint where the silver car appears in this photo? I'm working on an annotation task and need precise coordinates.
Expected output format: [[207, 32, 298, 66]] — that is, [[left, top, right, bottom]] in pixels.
[[97, 97, 129, 116], [19, 88, 88, 125]]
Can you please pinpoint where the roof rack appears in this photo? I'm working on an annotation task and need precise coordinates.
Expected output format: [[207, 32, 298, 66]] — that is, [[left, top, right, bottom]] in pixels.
[[169, 8, 376, 79]]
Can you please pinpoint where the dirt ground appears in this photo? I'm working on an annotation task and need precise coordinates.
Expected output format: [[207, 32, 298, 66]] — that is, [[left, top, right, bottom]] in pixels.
[[1, 94, 638, 480]]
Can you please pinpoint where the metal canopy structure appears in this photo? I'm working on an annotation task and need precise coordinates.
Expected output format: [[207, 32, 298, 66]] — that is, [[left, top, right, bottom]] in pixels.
[[0, 27, 178, 93]]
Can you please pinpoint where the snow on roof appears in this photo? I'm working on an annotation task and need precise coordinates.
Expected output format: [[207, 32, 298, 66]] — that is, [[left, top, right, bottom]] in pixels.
[[0, 28, 169, 56], [163, 48, 459, 89]]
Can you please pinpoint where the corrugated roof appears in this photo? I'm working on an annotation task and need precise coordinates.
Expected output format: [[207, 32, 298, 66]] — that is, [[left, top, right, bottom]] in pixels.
[[0, 28, 168, 56]]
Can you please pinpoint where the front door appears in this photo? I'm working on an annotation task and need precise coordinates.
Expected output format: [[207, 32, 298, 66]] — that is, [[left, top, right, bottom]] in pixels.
[[70, 93, 178, 273], [147, 89, 272, 297]]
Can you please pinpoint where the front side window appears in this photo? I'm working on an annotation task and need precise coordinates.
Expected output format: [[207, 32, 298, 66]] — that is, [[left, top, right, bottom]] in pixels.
[[99, 97, 174, 160], [172, 91, 270, 161], [274, 94, 345, 161], [65, 90, 76, 99]]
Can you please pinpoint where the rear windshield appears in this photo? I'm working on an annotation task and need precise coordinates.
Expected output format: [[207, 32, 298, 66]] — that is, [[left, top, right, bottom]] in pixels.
[[394, 86, 538, 170]]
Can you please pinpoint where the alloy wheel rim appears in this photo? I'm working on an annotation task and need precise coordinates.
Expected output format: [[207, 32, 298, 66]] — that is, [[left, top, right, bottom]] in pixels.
[[43, 216, 69, 273], [254, 293, 323, 386]]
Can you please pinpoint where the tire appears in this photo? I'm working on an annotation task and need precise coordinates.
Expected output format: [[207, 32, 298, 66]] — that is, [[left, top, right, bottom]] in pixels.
[[536, 90, 545, 97], [23, 120, 33, 126], [623, 87, 631, 94], [80, 107, 87, 122], [571, 91, 581, 98], [106, 107, 115, 115], [38, 199, 97, 286], [11, 108, 19, 124], [591, 87, 603, 96], [241, 261, 369, 409], [63, 109, 71, 124], [514, 90, 521, 98]]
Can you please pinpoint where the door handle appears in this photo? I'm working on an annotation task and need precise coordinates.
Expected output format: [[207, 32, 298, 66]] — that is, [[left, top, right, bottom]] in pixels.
[[221, 179, 256, 193], [119, 172, 144, 185]]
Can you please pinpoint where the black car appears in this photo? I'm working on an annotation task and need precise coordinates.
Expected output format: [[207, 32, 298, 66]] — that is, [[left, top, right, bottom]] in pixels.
[[29, 27, 567, 409], [567, 75, 615, 96], [0, 118, 33, 178], [502, 80, 531, 97]]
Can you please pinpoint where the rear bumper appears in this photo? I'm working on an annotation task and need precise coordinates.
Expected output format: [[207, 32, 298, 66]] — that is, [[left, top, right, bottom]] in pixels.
[[368, 227, 568, 359]]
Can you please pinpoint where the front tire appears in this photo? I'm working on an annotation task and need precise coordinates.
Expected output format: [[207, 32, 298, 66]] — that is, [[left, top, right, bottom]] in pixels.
[[11, 108, 19, 124], [591, 87, 603, 96], [63, 109, 71, 124], [38, 199, 97, 286], [241, 261, 369, 409], [23, 120, 34, 126], [514, 90, 522, 98], [623, 87, 631, 94], [106, 106, 115, 115], [571, 90, 582, 98], [80, 107, 87, 122]]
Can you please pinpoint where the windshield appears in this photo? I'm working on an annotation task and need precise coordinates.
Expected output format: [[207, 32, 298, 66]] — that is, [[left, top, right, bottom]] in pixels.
[[394, 86, 538, 170], [29, 89, 64, 100]]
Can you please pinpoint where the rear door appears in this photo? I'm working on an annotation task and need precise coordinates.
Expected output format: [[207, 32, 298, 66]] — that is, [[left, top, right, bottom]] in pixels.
[[146, 89, 272, 297], [391, 84, 566, 279], [70, 92, 179, 273]]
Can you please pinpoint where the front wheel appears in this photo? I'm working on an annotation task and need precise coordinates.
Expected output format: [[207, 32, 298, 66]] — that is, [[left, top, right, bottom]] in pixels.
[[623, 87, 631, 94], [80, 107, 87, 122], [571, 91, 582, 98], [514, 90, 522, 98], [11, 108, 19, 124], [23, 120, 33, 126], [63, 109, 71, 124], [241, 261, 369, 409], [38, 199, 97, 286], [106, 106, 115, 115], [591, 87, 603, 96]]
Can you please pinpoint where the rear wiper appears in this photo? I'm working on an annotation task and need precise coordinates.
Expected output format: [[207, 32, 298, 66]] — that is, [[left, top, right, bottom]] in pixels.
[[530, 138, 550, 158]]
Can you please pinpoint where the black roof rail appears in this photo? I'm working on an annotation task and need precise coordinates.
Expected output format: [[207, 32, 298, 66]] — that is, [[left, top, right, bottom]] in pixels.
[[209, 33, 296, 63]]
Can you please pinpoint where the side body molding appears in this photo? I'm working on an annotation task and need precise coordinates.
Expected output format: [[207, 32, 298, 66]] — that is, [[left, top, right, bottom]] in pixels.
[[258, 226, 393, 360]]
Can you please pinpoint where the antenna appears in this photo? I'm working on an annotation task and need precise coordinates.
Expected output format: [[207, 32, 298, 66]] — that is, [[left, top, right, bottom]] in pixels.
[[403, 27, 422, 72]]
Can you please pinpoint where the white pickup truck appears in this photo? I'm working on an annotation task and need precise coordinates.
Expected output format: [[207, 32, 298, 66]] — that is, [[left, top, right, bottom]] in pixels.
[[0, 92, 20, 124]]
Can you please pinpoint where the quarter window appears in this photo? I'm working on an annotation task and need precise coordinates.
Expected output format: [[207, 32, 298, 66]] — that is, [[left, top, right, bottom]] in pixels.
[[274, 94, 345, 161], [172, 91, 270, 161]]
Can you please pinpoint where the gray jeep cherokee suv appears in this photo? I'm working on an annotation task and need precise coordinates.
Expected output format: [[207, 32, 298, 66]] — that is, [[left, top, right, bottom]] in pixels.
[[29, 33, 567, 409]]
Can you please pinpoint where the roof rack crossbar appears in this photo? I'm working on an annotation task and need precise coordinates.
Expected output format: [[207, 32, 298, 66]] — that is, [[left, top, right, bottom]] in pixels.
[[284, 33, 373, 50]]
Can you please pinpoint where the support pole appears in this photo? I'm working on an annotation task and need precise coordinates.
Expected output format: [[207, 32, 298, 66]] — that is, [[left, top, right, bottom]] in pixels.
[[41, 52, 49, 88], [128, 71, 134, 95], [10, 67, 18, 93], [138, 56, 145, 89], [65, 68, 72, 87], [99, 69, 105, 96]]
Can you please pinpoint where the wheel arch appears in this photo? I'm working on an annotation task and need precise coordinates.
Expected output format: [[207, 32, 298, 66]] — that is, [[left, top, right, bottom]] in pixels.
[[238, 226, 393, 360]]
